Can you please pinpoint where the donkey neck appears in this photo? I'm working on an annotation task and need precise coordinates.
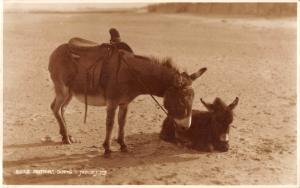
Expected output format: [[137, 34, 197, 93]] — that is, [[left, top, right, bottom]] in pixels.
[[126, 56, 177, 97]]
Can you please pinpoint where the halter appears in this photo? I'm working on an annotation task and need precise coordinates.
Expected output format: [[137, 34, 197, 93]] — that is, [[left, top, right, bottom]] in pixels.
[[119, 50, 194, 131], [118, 51, 169, 116]]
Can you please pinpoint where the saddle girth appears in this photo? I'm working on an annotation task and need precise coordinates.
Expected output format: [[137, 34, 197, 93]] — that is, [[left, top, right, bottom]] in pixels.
[[68, 38, 112, 123]]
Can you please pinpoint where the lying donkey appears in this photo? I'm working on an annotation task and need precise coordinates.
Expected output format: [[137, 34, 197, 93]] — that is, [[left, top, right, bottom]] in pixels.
[[160, 97, 239, 152]]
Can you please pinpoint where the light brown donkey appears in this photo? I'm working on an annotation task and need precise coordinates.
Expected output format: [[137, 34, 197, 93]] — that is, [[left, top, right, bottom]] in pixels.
[[48, 38, 207, 157]]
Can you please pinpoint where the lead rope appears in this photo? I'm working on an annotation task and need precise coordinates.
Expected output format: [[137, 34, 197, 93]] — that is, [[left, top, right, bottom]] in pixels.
[[84, 71, 89, 123], [119, 52, 168, 116], [119, 53, 184, 130]]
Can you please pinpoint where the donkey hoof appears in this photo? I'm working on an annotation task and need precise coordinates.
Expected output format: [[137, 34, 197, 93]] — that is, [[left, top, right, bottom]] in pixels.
[[120, 146, 128, 153], [69, 136, 79, 143], [103, 150, 112, 158], [62, 138, 72, 145], [62, 137, 72, 144], [62, 135, 74, 144]]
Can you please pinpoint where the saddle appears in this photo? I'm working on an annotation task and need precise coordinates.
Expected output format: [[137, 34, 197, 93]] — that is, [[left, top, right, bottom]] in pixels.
[[67, 37, 133, 123], [69, 37, 99, 48], [68, 37, 112, 94]]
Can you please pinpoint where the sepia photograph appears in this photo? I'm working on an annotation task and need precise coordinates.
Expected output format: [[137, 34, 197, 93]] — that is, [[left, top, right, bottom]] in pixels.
[[2, 0, 298, 185]]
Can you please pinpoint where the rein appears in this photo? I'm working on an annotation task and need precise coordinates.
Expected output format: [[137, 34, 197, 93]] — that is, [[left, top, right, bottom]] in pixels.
[[83, 58, 102, 123], [70, 46, 112, 123], [118, 51, 190, 130], [119, 51, 168, 116]]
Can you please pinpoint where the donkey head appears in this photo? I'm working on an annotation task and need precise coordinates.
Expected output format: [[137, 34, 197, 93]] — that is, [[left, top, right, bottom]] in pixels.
[[163, 67, 207, 130], [200, 97, 239, 152]]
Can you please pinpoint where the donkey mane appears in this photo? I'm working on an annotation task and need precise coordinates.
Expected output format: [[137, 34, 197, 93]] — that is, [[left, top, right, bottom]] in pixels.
[[134, 55, 180, 74], [213, 98, 228, 109]]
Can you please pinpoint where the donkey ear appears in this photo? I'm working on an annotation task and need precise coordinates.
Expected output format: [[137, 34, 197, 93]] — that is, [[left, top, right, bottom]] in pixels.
[[227, 97, 239, 110], [200, 98, 214, 111], [180, 72, 193, 86], [189, 67, 207, 81]]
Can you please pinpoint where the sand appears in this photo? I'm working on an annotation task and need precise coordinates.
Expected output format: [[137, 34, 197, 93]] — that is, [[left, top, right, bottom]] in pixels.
[[3, 12, 297, 185]]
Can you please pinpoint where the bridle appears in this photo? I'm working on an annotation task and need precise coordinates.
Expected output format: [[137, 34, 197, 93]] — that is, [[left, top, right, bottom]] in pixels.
[[119, 51, 198, 131], [118, 51, 169, 116], [118, 50, 191, 130]]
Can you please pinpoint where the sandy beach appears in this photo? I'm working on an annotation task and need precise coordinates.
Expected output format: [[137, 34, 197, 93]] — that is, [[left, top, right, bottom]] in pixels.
[[3, 11, 297, 185]]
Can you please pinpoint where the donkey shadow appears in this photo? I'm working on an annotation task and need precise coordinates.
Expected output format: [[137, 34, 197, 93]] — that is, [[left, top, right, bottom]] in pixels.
[[3, 132, 210, 184], [4, 142, 62, 149]]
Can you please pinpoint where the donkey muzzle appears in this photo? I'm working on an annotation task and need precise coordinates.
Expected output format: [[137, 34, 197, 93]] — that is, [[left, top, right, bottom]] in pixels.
[[216, 133, 230, 152], [220, 133, 229, 142], [174, 116, 192, 130]]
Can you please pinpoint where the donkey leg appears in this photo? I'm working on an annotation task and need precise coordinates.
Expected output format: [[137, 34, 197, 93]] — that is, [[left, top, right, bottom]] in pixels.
[[60, 91, 75, 143], [117, 104, 128, 152], [60, 91, 72, 125], [51, 86, 72, 144], [102, 103, 118, 158]]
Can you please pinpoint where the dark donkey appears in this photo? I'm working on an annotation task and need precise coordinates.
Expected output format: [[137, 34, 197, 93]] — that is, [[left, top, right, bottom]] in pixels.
[[160, 97, 239, 152], [48, 38, 207, 157]]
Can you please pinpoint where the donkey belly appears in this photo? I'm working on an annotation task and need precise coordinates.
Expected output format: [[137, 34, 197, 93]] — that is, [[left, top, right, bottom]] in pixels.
[[73, 93, 106, 106]]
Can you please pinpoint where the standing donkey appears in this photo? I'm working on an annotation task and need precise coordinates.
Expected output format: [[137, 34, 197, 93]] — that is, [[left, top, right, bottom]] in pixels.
[[48, 36, 207, 157]]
